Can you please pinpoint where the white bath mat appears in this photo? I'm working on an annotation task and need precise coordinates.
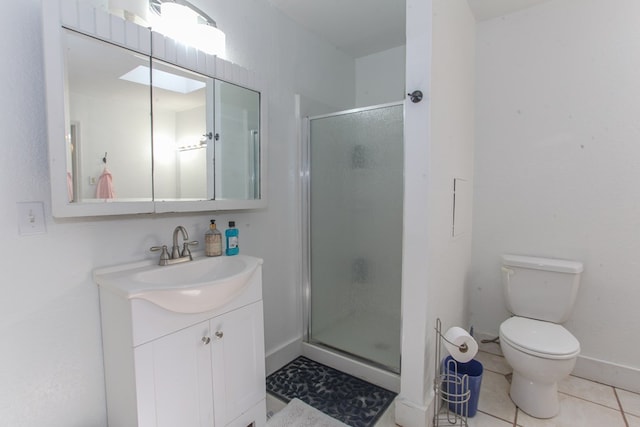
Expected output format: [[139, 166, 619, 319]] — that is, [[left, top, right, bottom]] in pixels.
[[267, 398, 350, 427]]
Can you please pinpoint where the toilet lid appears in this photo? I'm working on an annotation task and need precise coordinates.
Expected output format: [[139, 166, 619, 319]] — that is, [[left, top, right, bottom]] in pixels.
[[500, 317, 580, 359]]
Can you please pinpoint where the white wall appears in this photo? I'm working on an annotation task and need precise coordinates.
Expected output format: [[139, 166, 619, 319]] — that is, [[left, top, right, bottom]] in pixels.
[[427, 0, 475, 330], [0, 1, 354, 425], [355, 45, 406, 107], [71, 93, 154, 200], [175, 107, 207, 199], [397, 0, 475, 424], [471, 0, 640, 391]]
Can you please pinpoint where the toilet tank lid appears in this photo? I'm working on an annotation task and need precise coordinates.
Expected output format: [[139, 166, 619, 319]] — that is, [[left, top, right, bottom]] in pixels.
[[502, 254, 583, 274]]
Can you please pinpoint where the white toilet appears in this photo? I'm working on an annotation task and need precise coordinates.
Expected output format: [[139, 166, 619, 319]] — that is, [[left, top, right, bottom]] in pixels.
[[498, 254, 583, 419]]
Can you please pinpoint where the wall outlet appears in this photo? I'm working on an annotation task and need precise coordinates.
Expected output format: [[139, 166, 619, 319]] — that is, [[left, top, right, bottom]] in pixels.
[[17, 202, 46, 235]]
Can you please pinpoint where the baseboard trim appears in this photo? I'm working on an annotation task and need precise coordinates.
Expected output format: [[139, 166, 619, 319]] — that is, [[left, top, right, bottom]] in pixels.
[[301, 342, 401, 393], [395, 395, 431, 427], [573, 354, 640, 393], [265, 337, 302, 376], [474, 330, 640, 394]]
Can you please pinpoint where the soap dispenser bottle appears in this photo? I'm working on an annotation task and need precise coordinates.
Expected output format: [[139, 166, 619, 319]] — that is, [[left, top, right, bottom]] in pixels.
[[205, 220, 222, 257], [225, 221, 239, 256]]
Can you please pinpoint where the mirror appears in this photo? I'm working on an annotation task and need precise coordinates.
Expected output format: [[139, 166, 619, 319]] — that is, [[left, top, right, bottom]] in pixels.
[[214, 80, 261, 200], [151, 59, 212, 201], [149, 64, 261, 202], [64, 29, 153, 203], [43, 0, 266, 217]]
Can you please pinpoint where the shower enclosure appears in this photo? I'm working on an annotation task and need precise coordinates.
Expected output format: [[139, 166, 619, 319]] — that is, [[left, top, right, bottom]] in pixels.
[[303, 102, 404, 376]]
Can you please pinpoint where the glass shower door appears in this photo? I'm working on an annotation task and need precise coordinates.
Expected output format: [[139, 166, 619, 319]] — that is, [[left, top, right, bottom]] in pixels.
[[307, 103, 403, 373]]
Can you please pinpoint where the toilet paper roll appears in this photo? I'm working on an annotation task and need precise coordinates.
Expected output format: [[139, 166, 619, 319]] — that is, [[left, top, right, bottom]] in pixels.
[[443, 327, 478, 363]]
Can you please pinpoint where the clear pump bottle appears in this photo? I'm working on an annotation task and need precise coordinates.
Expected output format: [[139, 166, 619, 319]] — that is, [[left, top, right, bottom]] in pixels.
[[205, 220, 222, 257]]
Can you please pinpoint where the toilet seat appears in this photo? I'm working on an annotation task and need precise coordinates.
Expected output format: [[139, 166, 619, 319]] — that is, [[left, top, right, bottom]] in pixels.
[[500, 316, 580, 360]]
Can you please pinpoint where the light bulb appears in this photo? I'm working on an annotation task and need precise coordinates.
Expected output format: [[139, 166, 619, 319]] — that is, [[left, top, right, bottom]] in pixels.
[[195, 24, 226, 56], [108, 0, 148, 25], [161, 3, 198, 26]]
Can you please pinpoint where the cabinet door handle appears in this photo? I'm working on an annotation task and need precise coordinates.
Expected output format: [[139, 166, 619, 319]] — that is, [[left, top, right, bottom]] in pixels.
[[215, 331, 224, 339], [202, 336, 211, 345]]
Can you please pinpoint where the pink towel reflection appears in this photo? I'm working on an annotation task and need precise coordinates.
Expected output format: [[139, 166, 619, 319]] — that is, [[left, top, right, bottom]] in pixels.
[[96, 168, 116, 199]]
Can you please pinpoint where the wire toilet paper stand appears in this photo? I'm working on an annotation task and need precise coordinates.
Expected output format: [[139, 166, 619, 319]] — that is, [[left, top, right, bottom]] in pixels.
[[434, 318, 470, 427]]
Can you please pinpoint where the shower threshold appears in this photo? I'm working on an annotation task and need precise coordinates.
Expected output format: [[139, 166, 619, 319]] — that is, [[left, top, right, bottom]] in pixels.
[[301, 341, 400, 393]]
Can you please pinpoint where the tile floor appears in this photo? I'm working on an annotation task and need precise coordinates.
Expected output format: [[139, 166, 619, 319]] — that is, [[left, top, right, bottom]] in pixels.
[[268, 346, 640, 427], [460, 344, 640, 427]]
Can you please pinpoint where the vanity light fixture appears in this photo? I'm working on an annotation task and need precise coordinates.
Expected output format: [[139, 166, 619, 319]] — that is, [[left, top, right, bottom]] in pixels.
[[177, 139, 208, 152], [108, 0, 149, 25], [148, 0, 226, 57]]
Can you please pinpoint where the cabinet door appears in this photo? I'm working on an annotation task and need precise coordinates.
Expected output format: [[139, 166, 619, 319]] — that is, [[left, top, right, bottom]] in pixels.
[[210, 302, 266, 426], [134, 320, 214, 427]]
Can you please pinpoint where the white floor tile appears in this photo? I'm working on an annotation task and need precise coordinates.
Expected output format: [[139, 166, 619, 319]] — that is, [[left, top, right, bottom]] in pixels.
[[617, 388, 640, 417], [627, 413, 640, 427], [266, 393, 287, 417], [557, 375, 618, 409], [475, 333, 503, 357], [374, 402, 398, 426], [435, 409, 513, 427], [267, 355, 635, 427], [474, 351, 512, 375], [468, 411, 514, 427], [268, 393, 399, 426], [477, 370, 517, 423], [516, 393, 626, 427]]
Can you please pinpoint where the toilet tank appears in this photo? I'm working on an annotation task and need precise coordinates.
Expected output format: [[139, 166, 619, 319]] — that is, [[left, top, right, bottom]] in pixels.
[[502, 254, 583, 323]]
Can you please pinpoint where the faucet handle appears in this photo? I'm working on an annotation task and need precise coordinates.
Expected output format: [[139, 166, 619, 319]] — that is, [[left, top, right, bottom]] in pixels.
[[182, 240, 199, 258], [150, 245, 170, 265]]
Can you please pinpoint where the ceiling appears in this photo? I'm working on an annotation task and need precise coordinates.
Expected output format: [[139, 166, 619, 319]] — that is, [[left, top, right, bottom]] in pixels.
[[268, 0, 552, 58], [466, 0, 553, 21], [267, 0, 406, 58]]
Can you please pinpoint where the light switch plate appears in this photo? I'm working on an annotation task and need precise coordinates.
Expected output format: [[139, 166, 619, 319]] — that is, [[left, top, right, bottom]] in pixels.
[[17, 201, 47, 235]]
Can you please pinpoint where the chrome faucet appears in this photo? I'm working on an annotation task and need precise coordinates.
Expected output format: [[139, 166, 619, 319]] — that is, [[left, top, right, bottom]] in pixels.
[[150, 225, 199, 266], [172, 225, 189, 259]]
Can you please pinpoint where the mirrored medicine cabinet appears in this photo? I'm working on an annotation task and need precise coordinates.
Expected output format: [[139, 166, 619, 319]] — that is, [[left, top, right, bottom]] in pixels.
[[42, 0, 267, 217]]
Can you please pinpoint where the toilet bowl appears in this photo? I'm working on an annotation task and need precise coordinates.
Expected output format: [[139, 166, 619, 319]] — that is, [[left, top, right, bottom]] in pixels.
[[499, 316, 580, 418], [498, 254, 583, 419]]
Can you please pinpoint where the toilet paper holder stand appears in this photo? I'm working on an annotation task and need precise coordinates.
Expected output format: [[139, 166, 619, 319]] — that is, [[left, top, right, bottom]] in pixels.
[[434, 318, 471, 427], [443, 336, 469, 353]]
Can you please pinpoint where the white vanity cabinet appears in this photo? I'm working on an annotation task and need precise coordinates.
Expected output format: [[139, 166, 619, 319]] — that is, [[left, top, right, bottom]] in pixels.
[[95, 255, 266, 427], [134, 319, 215, 427], [134, 302, 265, 427]]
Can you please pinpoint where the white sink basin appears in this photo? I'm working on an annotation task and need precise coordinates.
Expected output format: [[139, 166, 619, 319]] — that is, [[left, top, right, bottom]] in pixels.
[[94, 254, 263, 314]]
